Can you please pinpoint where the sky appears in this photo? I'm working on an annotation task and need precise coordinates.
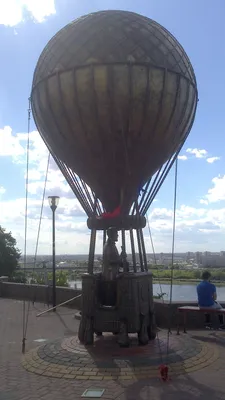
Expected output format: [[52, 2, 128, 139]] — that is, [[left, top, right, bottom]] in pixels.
[[0, 0, 225, 255]]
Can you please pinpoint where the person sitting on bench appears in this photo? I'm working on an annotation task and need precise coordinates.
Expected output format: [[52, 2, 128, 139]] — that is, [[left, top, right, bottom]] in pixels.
[[197, 270, 224, 329]]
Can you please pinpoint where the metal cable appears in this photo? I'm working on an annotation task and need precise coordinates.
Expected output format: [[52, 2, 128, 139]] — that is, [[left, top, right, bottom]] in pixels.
[[166, 157, 178, 357], [31, 153, 50, 304], [146, 215, 164, 304], [22, 98, 31, 353], [33, 153, 50, 267], [146, 214, 164, 364], [22, 144, 51, 352]]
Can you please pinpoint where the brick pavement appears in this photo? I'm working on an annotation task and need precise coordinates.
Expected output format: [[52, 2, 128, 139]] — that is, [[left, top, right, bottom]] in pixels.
[[0, 298, 225, 399], [22, 331, 218, 380]]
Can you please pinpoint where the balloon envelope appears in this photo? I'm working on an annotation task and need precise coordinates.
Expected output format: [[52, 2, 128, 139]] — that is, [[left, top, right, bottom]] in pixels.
[[31, 10, 197, 213]]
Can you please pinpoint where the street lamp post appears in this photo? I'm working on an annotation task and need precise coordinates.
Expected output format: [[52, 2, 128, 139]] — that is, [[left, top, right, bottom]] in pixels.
[[48, 196, 60, 312]]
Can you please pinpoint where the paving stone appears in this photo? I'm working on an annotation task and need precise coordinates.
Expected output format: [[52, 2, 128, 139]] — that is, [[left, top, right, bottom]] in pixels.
[[0, 299, 225, 400], [23, 327, 219, 383]]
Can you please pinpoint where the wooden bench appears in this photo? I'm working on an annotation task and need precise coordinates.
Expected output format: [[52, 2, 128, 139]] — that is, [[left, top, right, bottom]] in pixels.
[[176, 306, 225, 334]]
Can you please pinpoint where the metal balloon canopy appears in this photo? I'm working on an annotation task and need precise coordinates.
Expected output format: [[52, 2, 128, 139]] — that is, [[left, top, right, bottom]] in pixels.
[[31, 10, 198, 271]]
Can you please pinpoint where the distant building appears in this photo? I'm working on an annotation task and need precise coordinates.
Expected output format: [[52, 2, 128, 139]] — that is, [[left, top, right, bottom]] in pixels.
[[201, 254, 225, 268], [159, 254, 183, 267], [195, 252, 202, 264], [186, 252, 194, 261]]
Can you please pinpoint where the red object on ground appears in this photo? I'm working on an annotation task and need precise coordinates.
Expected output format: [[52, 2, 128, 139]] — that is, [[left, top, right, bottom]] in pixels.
[[159, 364, 169, 382], [100, 206, 121, 219]]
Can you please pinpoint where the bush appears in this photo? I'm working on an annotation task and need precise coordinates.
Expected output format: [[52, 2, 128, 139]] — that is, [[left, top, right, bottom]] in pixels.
[[30, 270, 69, 287], [9, 271, 27, 284]]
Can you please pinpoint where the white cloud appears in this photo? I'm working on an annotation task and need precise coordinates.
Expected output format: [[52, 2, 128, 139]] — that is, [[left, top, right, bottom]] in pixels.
[[0, 125, 91, 254], [147, 204, 225, 252], [0, 186, 6, 198], [1, 125, 225, 254], [200, 199, 208, 205], [0, 126, 74, 199], [149, 205, 208, 233], [178, 155, 187, 161], [1, 192, 225, 254], [206, 157, 220, 164], [0, 0, 56, 27], [0, 126, 25, 159], [185, 148, 220, 163], [204, 175, 225, 203], [186, 148, 208, 158], [0, 196, 86, 254]]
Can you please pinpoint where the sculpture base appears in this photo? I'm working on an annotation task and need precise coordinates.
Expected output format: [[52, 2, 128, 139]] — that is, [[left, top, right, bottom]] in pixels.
[[78, 271, 156, 347]]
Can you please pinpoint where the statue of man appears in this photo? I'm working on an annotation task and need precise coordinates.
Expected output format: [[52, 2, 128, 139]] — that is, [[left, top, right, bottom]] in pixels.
[[100, 227, 129, 306], [102, 227, 121, 280]]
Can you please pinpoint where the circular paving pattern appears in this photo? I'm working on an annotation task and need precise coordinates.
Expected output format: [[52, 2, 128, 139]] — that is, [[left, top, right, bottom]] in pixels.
[[22, 332, 218, 381]]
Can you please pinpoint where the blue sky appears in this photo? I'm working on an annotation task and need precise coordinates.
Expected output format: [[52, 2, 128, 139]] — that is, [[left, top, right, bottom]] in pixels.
[[0, 0, 225, 255]]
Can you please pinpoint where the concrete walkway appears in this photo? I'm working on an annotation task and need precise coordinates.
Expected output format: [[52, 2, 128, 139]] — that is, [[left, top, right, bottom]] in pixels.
[[0, 298, 225, 399]]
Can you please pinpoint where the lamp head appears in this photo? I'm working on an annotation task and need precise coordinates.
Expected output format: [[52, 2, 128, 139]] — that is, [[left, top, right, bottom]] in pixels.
[[48, 196, 60, 211]]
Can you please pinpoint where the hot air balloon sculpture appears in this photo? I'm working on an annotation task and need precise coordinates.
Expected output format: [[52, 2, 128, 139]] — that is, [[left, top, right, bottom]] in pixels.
[[31, 10, 198, 347]]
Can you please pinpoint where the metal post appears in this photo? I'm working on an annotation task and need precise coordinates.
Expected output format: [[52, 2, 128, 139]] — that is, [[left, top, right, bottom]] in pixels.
[[130, 229, 137, 272], [140, 228, 148, 272], [88, 228, 96, 274], [52, 208, 56, 311], [103, 230, 107, 247], [121, 228, 128, 272], [136, 229, 144, 271], [135, 200, 144, 271]]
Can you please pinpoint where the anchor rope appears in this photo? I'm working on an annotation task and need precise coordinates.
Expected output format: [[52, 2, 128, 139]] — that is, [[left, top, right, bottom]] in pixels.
[[22, 99, 51, 353], [147, 157, 179, 372], [147, 215, 164, 303], [33, 153, 50, 268], [32, 153, 50, 303], [146, 214, 164, 366], [166, 156, 178, 358], [23, 153, 51, 345], [22, 97, 31, 353]]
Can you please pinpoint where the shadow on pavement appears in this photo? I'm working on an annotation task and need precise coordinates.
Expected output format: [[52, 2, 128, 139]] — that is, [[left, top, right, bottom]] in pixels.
[[191, 332, 225, 348], [121, 374, 225, 400]]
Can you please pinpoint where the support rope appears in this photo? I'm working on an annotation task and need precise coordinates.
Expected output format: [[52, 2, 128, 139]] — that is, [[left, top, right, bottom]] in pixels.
[[22, 101, 51, 353], [33, 153, 50, 268], [146, 158, 178, 379], [32, 153, 50, 306], [22, 98, 31, 354], [146, 215, 164, 303], [166, 157, 178, 358], [23, 154, 50, 341], [146, 214, 164, 367]]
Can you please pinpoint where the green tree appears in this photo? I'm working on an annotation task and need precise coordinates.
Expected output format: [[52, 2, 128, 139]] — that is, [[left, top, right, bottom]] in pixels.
[[0, 226, 21, 277]]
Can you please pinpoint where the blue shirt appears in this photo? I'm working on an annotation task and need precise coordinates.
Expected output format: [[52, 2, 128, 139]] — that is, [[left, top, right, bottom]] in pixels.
[[197, 281, 216, 307]]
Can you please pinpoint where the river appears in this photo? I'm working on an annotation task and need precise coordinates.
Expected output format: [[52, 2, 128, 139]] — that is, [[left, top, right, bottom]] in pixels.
[[68, 280, 225, 302]]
